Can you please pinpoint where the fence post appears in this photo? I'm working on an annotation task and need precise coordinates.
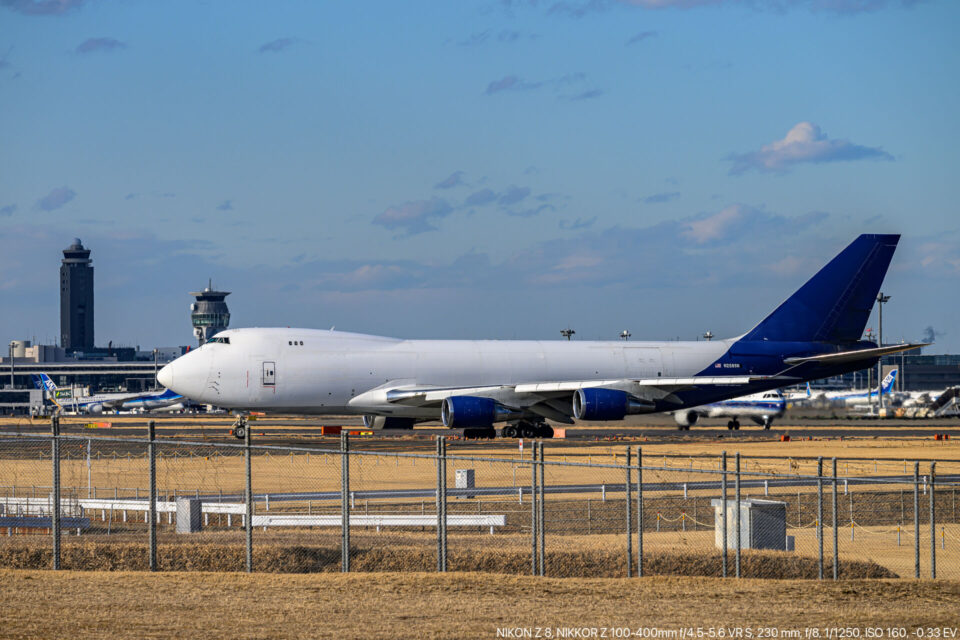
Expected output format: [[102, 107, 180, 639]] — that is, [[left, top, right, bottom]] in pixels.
[[530, 439, 538, 576], [51, 415, 61, 570], [637, 447, 643, 578], [930, 462, 936, 579], [832, 457, 839, 580], [735, 453, 741, 578], [244, 425, 253, 573], [817, 457, 823, 580], [626, 446, 633, 578], [637, 446, 643, 578], [913, 461, 920, 579], [721, 451, 727, 578], [436, 436, 447, 573], [537, 441, 545, 577], [148, 420, 157, 571], [341, 432, 350, 573]]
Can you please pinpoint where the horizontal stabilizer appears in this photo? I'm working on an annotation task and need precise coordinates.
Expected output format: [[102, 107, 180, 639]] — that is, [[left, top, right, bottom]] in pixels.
[[783, 343, 928, 367]]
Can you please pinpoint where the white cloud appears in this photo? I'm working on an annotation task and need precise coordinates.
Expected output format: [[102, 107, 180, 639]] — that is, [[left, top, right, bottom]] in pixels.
[[727, 121, 894, 174]]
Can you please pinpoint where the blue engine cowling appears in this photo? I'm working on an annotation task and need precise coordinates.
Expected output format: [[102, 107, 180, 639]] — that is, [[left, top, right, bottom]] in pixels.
[[441, 396, 520, 428], [573, 388, 653, 421]]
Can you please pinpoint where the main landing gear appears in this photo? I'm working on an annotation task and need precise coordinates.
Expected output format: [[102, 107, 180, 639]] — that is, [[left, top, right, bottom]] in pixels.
[[231, 415, 248, 440], [500, 421, 554, 439], [462, 421, 553, 439], [726, 419, 741, 431]]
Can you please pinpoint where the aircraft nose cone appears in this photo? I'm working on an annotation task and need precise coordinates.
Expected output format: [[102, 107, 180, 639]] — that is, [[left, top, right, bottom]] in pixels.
[[157, 363, 174, 389]]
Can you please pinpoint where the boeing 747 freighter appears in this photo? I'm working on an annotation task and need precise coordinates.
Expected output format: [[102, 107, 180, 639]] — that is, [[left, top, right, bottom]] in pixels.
[[158, 234, 923, 438]]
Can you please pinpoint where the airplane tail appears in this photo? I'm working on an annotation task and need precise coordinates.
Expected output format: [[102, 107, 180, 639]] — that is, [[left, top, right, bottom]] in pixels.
[[32, 373, 57, 392], [742, 234, 900, 344], [805, 382, 811, 398], [881, 368, 897, 394]]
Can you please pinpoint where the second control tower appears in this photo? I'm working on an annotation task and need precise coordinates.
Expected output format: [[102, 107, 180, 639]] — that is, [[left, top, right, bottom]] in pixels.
[[190, 281, 231, 346]]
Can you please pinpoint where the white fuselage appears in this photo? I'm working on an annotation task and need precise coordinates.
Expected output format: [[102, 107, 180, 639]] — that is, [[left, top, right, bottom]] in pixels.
[[159, 328, 734, 417]]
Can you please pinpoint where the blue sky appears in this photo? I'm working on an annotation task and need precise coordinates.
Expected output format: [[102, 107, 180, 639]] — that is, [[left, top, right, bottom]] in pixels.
[[1, 0, 957, 351]]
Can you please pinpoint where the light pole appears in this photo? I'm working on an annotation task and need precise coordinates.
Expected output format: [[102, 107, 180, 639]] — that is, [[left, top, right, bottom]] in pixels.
[[703, 331, 714, 341], [620, 330, 631, 341], [153, 348, 159, 390], [561, 329, 575, 341], [877, 292, 890, 414], [8, 342, 14, 390]]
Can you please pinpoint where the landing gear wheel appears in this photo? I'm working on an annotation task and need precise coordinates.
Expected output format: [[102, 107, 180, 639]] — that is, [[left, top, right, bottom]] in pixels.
[[519, 423, 536, 439], [464, 427, 497, 439], [501, 424, 519, 439], [727, 420, 735, 431], [732, 420, 741, 431], [536, 424, 555, 438], [231, 416, 249, 440]]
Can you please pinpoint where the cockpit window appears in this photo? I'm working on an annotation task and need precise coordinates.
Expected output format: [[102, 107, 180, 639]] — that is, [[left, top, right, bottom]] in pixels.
[[208, 336, 230, 344]]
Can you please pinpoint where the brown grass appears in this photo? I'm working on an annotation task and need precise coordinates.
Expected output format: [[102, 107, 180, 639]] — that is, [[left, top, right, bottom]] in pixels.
[[1, 569, 957, 640], [0, 535, 896, 579]]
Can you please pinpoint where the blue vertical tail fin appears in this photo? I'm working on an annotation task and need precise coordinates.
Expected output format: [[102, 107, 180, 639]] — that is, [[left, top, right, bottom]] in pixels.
[[743, 234, 900, 344], [881, 368, 897, 394]]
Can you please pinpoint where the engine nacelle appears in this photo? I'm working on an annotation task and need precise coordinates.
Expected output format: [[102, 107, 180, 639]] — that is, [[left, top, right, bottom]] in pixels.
[[86, 404, 103, 415], [674, 410, 699, 427], [441, 396, 520, 428], [363, 415, 416, 430], [572, 388, 653, 421]]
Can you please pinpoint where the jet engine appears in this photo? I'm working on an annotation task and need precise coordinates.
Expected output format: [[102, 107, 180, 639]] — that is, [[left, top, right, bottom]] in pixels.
[[441, 396, 521, 428], [86, 404, 103, 415], [674, 410, 699, 428], [572, 388, 653, 421], [363, 415, 416, 430]]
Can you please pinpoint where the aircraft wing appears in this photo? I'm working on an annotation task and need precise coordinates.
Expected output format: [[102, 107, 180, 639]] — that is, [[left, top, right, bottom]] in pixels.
[[369, 375, 796, 416]]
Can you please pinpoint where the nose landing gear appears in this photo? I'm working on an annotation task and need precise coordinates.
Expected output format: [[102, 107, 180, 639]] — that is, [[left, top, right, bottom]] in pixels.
[[230, 415, 248, 440]]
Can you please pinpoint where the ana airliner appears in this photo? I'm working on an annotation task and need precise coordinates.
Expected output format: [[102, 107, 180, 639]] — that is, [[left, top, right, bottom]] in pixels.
[[158, 234, 924, 439], [672, 390, 786, 431], [32, 373, 183, 415]]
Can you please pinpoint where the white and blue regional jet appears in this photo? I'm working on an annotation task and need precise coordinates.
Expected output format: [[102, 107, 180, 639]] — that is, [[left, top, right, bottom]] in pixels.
[[158, 234, 924, 439], [672, 390, 786, 431]]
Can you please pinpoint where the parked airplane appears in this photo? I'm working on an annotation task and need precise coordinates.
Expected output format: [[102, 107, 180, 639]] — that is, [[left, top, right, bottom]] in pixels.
[[32, 373, 183, 414], [784, 383, 812, 405], [157, 234, 925, 439], [813, 369, 897, 406], [673, 390, 786, 431]]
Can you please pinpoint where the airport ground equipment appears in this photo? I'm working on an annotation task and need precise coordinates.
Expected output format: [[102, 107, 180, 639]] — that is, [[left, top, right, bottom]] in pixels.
[[711, 498, 789, 551], [176, 498, 202, 533]]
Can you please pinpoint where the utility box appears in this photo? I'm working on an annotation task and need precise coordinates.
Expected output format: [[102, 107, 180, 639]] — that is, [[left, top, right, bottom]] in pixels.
[[176, 498, 202, 534], [711, 498, 788, 551], [456, 469, 476, 499]]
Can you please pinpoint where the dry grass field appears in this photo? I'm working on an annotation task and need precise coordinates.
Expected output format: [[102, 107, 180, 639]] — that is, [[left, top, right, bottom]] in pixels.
[[1, 570, 958, 640]]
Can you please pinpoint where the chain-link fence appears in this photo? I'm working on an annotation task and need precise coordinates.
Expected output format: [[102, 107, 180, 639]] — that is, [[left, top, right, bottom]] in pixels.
[[1, 419, 957, 580]]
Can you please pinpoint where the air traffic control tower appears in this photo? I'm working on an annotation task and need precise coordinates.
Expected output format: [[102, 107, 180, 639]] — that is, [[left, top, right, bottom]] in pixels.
[[190, 281, 231, 346], [60, 238, 94, 351]]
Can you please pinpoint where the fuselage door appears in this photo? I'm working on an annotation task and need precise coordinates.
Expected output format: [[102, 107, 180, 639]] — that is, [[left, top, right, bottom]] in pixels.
[[262, 361, 276, 386]]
